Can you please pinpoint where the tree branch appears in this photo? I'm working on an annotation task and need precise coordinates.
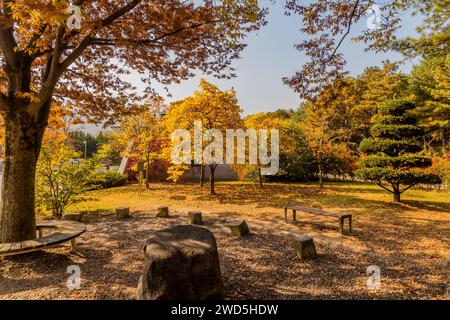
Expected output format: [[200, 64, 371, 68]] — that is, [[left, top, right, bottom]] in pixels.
[[0, 0, 18, 67], [325, 0, 361, 64], [376, 181, 393, 193], [400, 184, 415, 193], [91, 21, 215, 46], [27, 27, 65, 116], [25, 24, 48, 52], [60, 0, 141, 71]]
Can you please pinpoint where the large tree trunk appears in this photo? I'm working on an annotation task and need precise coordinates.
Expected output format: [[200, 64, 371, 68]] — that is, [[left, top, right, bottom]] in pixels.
[[209, 164, 216, 195], [0, 112, 45, 243]]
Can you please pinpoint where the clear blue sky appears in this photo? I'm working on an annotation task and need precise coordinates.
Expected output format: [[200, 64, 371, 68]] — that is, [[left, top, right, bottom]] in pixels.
[[81, 1, 422, 133]]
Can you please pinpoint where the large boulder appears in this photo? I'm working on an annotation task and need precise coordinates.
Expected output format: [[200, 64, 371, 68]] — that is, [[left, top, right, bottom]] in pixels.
[[137, 225, 224, 300]]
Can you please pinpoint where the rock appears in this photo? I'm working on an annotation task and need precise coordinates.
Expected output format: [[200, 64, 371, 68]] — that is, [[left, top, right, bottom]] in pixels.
[[137, 225, 224, 300], [116, 207, 130, 219], [62, 212, 83, 222], [293, 235, 317, 259], [225, 220, 250, 236], [156, 206, 169, 218], [188, 211, 203, 225]]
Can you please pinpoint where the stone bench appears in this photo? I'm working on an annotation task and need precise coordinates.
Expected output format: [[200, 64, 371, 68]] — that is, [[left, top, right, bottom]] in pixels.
[[0, 220, 86, 257]]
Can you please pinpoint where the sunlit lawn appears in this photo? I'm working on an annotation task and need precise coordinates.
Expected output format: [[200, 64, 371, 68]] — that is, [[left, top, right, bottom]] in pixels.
[[68, 181, 450, 265], [3, 181, 447, 299], [69, 181, 450, 217]]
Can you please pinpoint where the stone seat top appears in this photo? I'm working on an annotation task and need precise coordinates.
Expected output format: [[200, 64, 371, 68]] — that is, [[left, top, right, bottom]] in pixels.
[[143, 225, 216, 257], [0, 220, 86, 257]]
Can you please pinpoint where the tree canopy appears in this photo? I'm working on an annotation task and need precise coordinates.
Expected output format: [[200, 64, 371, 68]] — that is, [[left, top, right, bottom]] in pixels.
[[165, 79, 243, 194], [0, 0, 265, 242]]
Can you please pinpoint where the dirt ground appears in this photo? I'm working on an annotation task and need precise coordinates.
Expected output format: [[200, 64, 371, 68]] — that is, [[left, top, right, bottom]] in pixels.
[[0, 182, 449, 299]]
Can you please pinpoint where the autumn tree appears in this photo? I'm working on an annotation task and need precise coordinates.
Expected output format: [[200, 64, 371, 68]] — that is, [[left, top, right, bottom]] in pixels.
[[117, 100, 167, 188], [243, 112, 282, 187], [35, 144, 94, 218], [300, 80, 356, 188], [0, 0, 265, 242], [276, 108, 318, 182], [428, 152, 450, 190], [165, 79, 242, 195], [355, 99, 441, 202]]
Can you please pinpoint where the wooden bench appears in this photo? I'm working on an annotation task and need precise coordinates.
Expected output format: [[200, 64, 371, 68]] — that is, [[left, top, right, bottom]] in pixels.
[[0, 220, 86, 257], [283, 206, 352, 235]]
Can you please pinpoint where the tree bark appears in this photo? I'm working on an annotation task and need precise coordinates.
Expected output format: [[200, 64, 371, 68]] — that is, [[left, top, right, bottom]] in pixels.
[[393, 183, 401, 202], [146, 156, 150, 188], [0, 0, 142, 243], [200, 164, 205, 187], [318, 161, 324, 190], [209, 164, 216, 195], [258, 166, 263, 188], [0, 111, 46, 242]]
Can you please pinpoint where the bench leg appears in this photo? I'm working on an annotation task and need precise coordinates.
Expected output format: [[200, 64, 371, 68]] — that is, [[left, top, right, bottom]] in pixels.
[[284, 208, 288, 223], [348, 216, 352, 233], [37, 229, 43, 239], [339, 218, 344, 235], [292, 210, 297, 223], [70, 239, 77, 252]]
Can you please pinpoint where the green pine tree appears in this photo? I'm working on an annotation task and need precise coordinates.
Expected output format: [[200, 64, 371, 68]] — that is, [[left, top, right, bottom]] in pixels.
[[410, 54, 450, 154], [355, 99, 441, 202]]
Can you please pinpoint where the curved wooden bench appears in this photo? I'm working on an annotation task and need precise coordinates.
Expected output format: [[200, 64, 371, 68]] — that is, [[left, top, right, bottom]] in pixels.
[[0, 220, 86, 257]]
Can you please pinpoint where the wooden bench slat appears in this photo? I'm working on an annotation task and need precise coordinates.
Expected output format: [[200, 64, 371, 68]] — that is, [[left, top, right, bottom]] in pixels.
[[284, 206, 351, 217], [9, 242, 22, 253], [0, 220, 86, 257], [0, 243, 13, 254], [19, 240, 43, 250]]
